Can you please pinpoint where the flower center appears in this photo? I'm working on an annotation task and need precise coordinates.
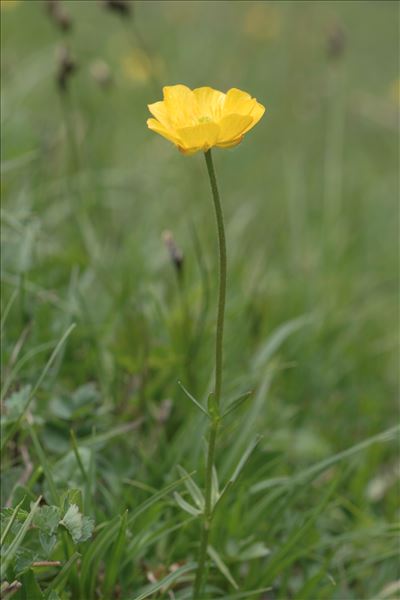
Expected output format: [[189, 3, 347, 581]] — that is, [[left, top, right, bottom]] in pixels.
[[198, 115, 212, 124]]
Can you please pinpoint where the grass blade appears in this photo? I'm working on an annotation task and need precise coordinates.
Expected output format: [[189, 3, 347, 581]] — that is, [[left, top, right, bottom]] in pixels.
[[207, 545, 238, 590], [178, 380, 211, 418], [27, 421, 59, 505], [0, 498, 25, 546], [1, 496, 42, 580], [131, 562, 196, 600], [45, 552, 80, 594], [103, 511, 128, 598], [1, 323, 76, 451]]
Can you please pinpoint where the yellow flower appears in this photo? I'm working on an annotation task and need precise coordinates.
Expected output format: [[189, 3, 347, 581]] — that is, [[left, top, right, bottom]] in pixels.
[[147, 85, 265, 155], [122, 49, 153, 84]]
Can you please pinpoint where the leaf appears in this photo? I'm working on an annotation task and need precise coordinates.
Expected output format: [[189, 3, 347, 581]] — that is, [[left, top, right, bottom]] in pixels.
[[217, 436, 262, 509], [39, 533, 57, 557], [103, 511, 128, 598], [60, 505, 81, 543], [250, 425, 400, 494], [20, 569, 44, 600], [44, 552, 80, 595], [27, 422, 59, 505], [60, 504, 94, 544], [207, 545, 238, 590], [80, 516, 95, 543], [1, 499, 26, 546], [46, 592, 61, 600], [177, 466, 204, 509], [1, 324, 76, 452], [33, 506, 60, 536], [177, 380, 211, 418], [233, 541, 270, 561], [1, 496, 42, 580], [253, 314, 314, 370], [15, 547, 37, 575], [80, 474, 190, 599], [61, 489, 83, 513], [131, 562, 196, 600], [220, 371, 272, 479], [54, 446, 92, 492], [222, 391, 253, 418], [50, 383, 99, 420], [3, 387, 31, 422], [262, 479, 338, 584], [222, 588, 272, 599], [174, 492, 202, 517]]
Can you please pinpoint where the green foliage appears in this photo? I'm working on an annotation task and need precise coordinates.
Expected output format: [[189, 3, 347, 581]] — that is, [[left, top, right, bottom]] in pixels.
[[1, 0, 397, 598]]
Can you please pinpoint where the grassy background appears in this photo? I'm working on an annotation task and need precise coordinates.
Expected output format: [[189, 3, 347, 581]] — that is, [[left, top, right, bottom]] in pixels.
[[1, 1, 398, 599]]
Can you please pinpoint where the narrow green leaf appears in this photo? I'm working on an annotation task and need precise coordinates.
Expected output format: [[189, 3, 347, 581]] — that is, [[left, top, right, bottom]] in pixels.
[[27, 422, 59, 505], [0, 288, 18, 335], [20, 570, 44, 600], [103, 511, 128, 597], [178, 380, 211, 418], [231, 435, 262, 482], [131, 562, 196, 600], [1, 496, 42, 580], [222, 391, 253, 418], [69, 430, 88, 484], [253, 314, 314, 370], [250, 425, 400, 494], [207, 545, 238, 590], [217, 436, 262, 509], [174, 492, 202, 516], [1, 323, 76, 451], [177, 465, 204, 509], [80, 474, 190, 598], [1, 498, 25, 546], [45, 552, 80, 594], [222, 588, 272, 599], [262, 479, 338, 584]]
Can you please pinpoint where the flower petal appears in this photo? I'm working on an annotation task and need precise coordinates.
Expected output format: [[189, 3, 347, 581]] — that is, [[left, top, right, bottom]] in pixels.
[[147, 118, 180, 145], [147, 101, 172, 129], [241, 102, 266, 134], [163, 84, 199, 127], [177, 122, 220, 153], [217, 114, 253, 144], [193, 87, 225, 120], [216, 137, 244, 149], [223, 88, 257, 116]]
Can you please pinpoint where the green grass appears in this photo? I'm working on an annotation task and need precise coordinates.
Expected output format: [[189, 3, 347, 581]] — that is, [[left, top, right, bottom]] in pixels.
[[1, 1, 398, 599]]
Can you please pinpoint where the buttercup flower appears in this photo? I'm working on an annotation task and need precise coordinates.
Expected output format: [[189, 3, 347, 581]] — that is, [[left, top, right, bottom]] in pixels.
[[147, 84, 265, 155]]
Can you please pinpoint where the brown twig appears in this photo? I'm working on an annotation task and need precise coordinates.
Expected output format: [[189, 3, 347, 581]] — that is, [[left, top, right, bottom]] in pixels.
[[32, 561, 62, 568]]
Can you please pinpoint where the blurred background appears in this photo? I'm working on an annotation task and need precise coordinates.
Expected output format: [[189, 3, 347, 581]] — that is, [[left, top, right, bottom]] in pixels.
[[1, 1, 398, 598]]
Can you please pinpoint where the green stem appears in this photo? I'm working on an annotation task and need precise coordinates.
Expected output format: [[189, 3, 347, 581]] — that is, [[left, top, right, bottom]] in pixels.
[[205, 149, 227, 406], [193, 149, 227, 598]]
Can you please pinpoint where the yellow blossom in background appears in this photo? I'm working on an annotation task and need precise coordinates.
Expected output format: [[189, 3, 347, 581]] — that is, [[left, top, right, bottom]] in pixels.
[[121, 48, 163, 85], [244, 3, 281, 42], [147, 85, 265, 155], [122, 49, 152, 84], [0, 0, 20, 10]]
